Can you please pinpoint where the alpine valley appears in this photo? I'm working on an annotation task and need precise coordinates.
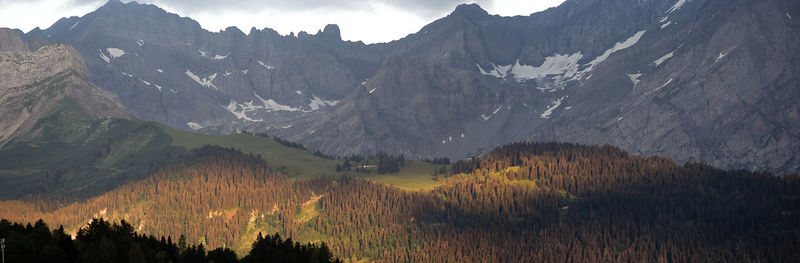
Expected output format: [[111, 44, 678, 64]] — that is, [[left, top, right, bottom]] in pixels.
[[0, 0, 799, 262]]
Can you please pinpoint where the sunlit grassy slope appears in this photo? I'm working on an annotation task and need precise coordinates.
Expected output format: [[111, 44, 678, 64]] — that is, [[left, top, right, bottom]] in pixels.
[[358, 162, 446, 191], [160, 125, 338, 178], [160, 125, 444, 190]]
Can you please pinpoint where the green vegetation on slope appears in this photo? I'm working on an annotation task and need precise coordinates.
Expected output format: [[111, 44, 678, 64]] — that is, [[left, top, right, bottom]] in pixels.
[[359, 161, 445, 191], [0, 99, 183, 200], [161, 126, 338, 178], [161, 125, 444, 189]]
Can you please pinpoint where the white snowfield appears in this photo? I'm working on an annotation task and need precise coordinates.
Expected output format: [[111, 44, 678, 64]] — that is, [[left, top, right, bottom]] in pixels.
[[212, 52, 230, 60], [99, 48, 126, 63], [69, 20, 80, 31], [185, 70, 218, 89], [99, 52, 110, 63], [481, 105, 504, 121], [541, 96, 567, 119], [657, 78, 674, 91], [186, 122, 203, 130], [509, 53, 583, 82], [654, 52, 674, 66], [715, 52, 728, 63], [307, 95, 338, 111], [478, 30, 647, 90], [254, 92, 300, 112], [667, 0, 690, 14], [221, 100, 264, 122], [107, 48, 125, 58], [258, 61, 276, 70], [627, 73, 643, 86]]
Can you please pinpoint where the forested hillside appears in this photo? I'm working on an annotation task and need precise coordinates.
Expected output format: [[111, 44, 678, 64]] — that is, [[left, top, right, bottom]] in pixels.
[[0, 218, 340, 263], [2, 143, 798, 262]]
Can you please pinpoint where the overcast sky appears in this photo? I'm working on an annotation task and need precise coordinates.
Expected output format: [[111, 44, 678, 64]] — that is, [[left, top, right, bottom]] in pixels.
[[0, 0, 566, 44]]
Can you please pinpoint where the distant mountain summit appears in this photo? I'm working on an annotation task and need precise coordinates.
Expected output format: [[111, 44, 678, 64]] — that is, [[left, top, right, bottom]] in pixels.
[[19, 0, 800, 174]]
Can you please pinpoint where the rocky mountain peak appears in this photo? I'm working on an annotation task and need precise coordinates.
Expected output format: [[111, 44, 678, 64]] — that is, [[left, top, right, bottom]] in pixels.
[[319, 24, 342, 41], [450, 3, 490, 19], [0, 28, 28, 52]]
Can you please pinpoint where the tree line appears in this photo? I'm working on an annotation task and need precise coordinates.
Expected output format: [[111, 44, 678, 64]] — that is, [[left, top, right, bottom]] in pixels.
[[0, 218, 340, 263], [1, 143, 798, 262]]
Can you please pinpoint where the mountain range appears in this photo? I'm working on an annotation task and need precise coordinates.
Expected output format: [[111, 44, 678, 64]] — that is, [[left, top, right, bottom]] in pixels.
[[2, 0, 799, 176], [2, 0, 800, 261]]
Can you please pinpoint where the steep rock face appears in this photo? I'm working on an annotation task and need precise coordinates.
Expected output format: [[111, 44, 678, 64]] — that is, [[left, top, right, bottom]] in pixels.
[[529, 0, 800, 173], [0, 44, 128, 145], [0, 28, 28, 52], [20, 0, 800, 174], [274, 0, 683, 157], [25, 0, 385, 133], [279, 0, 800, 173]]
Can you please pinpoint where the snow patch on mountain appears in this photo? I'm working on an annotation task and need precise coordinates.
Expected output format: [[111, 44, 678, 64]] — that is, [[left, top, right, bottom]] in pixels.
[[715, 52, 728, 63], [477, 30, 645, 89], [186, 122, 203, 130], [510, 53, 583, 82], [137, 40, 144, 47], [661, 21, 672, 29], [254, 92, 300, 112], [99, 51, 110, 63], [627, 73, 643, 86], [667, 0, 690, 14], [69, 20, 80, 31], [258, 61, 276, 70], [185, 70, 217, 89], [657, 78, 674, 91], [212, 53, 229, 60], [221, 100, 264, 122], [154, 84, 163, 92], [583, 30, 646, 74], [307, 95, 338, 111], [541, 96, 566, 119], [477, 63, 510, 78], [481, 105, 504, 121], [107, 48, 125, 58], [654, 52, 674, 66]]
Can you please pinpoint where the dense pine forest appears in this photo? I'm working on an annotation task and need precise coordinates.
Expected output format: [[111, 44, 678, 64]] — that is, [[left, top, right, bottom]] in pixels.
[[0, 218, 339, 263], [2, 143, 799, 262]]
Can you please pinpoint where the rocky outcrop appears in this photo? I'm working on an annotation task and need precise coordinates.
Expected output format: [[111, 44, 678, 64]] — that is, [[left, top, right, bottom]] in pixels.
[[0, 44, 128, 145], [0, 28, 28, 52]]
